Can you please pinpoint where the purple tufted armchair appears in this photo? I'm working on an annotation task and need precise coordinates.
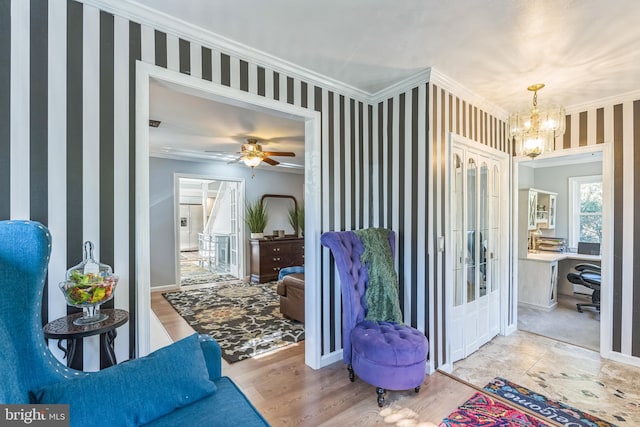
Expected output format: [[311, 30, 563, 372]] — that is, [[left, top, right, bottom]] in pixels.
[[320, 229, 429, 406]]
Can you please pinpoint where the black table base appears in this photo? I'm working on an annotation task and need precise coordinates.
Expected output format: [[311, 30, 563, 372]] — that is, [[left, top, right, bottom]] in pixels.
[[44, 309, 129, 370]]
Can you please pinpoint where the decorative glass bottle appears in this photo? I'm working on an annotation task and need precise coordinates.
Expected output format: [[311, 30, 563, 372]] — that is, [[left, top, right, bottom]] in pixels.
[[58, 241, 119, 325]]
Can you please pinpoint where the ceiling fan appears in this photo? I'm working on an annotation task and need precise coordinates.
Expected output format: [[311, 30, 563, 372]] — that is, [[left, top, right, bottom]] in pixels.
[[228, 138, 295, 168]]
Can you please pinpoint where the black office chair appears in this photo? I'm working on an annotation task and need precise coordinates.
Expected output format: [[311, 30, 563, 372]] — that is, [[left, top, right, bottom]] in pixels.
[[567, 263, 601, 313]]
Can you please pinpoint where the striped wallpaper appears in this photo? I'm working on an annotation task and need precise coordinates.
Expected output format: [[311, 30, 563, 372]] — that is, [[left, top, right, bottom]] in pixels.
[[2, 0, 639, 372]]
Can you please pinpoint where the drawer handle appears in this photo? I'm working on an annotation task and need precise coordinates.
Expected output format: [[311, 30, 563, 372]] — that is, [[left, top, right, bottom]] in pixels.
[[273, 257, 280, 261]]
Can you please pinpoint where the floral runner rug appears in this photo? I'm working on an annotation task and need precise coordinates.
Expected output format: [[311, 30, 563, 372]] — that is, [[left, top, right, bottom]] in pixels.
[[162, 280, 304, 363], [483, 377, 617, 427]]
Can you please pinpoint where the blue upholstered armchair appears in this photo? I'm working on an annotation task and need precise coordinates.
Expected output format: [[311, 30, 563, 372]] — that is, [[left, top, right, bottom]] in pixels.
[[0, 220, 269, 426]]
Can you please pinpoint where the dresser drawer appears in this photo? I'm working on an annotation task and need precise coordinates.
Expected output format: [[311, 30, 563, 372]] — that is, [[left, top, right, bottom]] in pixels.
[[249, 237, 304, 284]]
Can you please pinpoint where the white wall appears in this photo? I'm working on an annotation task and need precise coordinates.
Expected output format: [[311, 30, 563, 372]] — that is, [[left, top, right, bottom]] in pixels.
[[149, 156, 304, 287], [518, 164, 535, 189]]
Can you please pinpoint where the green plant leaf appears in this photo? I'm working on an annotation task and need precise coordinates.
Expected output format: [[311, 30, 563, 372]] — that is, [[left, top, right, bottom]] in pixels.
[[244, 198, 268, 233]]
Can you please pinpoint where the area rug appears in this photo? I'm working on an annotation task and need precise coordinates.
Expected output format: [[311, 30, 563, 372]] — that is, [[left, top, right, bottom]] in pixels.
[[180, 262, 237, 286], [162, 280, 304, 363], [484, 377, 617, 427], [440, 392, 550, 426]]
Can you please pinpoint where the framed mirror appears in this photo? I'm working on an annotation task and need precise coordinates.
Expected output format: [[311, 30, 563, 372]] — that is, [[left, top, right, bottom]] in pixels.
[[260, 194, 298, 237]]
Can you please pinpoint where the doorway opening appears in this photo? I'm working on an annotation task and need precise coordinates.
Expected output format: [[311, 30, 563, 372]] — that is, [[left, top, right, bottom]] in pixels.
[[176, 176, 243, 286], [514, 147, 608, 352], [136, 63, 322, 368]]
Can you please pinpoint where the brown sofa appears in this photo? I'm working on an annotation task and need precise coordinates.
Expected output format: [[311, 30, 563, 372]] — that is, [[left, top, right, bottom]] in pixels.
[[276, 273, 305, 323]]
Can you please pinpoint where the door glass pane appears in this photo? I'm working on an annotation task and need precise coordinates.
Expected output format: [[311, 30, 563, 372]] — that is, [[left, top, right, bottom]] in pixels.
[[479, 163, 488, 297], [491, 165, 500, 292], [453, 154, 464, 306], [467, 158, 477, 303]]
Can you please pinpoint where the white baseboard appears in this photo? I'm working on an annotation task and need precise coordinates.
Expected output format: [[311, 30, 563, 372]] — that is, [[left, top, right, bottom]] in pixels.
[[320, 350, 343, 368], [603, 350, 640, 368]]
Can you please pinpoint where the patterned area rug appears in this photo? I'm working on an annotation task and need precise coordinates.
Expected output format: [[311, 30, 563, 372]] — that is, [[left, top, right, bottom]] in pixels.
[[484, 377, 618, 427], [440, 392, 549, 426], [162, 280, 304, 363]]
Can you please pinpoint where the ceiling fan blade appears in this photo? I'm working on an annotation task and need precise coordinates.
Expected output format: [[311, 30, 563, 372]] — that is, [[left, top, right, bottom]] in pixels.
[[263, 157, 280, 166], [263, 151, 295, 157], [227, 157, 242, 164]]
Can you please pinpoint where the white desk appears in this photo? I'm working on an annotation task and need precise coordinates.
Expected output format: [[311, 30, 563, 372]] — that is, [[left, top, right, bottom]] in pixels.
[[524, 251, 601, 263], [518, 251, 601, 311]]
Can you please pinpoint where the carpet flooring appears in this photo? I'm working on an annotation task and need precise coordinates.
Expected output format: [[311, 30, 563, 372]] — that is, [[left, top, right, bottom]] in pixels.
[[162, 280, 304, 363], [518, 293, 599, 350]]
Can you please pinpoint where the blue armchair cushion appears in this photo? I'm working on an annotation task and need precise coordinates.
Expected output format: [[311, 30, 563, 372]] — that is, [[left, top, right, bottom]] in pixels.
[[30, 334, 217, 427], [277, 266, 304, 281]]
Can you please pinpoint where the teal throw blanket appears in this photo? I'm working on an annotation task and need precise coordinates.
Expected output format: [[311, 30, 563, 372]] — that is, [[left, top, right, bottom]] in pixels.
[[354, 228, 403, 324]]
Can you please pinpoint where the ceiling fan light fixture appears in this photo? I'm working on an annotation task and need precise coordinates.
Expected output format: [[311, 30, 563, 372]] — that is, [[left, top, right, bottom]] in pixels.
[[242, 154, 262, 168], [509, 84, 565, 159]]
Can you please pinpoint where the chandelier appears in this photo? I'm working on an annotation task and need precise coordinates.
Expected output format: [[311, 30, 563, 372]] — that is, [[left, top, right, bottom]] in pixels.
[[509, 84, 565, 159]]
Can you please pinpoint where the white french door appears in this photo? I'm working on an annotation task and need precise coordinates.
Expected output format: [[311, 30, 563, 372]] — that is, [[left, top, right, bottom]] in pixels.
[[449, 136, 507, 363], [228, 183, 240, 278]]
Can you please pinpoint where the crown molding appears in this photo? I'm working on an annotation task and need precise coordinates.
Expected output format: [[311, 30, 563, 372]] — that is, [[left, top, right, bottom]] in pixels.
[[565, 88, 640, 114], [370, 69, 431, 103], [81, 0, 371, 103], [77, 1, 640, 121], [81, 0, 511, 118], [428, 68, 509, 120]]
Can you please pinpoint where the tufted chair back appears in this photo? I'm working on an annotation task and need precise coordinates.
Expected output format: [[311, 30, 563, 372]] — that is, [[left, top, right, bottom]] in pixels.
[[0, 220, 80, 403], [320, 229, 395, 364]]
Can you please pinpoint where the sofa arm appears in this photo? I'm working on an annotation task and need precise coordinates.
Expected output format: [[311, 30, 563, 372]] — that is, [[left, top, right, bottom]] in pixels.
[[198, 335, 222, 380], [283, 279, 304, 293]]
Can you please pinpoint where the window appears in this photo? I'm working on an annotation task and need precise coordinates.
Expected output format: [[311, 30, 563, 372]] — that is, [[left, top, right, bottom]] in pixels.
[[568, 175, 602, 248]]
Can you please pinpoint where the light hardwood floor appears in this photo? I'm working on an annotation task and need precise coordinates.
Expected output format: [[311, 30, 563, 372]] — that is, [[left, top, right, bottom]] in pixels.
[[152, 289, 640, 426], [151, 291, 486, 426]]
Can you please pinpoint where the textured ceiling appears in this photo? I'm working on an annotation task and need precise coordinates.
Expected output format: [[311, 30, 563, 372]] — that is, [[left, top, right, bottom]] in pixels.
[[137, 0, 640, 168]]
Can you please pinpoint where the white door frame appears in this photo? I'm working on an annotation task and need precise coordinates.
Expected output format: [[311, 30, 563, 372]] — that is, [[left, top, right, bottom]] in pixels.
[[511, 143, 613, 358], [135, 62, 323, 369], [444, 133, 510, 368], [174, 174, 246, 285]]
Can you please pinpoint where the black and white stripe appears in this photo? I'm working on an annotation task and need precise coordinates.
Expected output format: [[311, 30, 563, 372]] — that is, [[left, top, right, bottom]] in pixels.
[[3, 0, 640, 372]]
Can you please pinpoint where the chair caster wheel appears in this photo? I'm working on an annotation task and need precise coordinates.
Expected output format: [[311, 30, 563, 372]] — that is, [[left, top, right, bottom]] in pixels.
[[415, 386, 421, 393], [376, 387, 385, 407]]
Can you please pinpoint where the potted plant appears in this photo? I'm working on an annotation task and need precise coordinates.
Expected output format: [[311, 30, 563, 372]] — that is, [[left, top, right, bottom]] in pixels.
[[288, 204, 305, 237], [297, 205, 304, 237], [245, 198, 268, 239], [288, 205, 299, 237]]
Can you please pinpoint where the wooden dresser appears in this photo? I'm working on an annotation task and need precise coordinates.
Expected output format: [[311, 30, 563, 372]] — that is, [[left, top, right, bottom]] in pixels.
[[249, 237, 304, 284]]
